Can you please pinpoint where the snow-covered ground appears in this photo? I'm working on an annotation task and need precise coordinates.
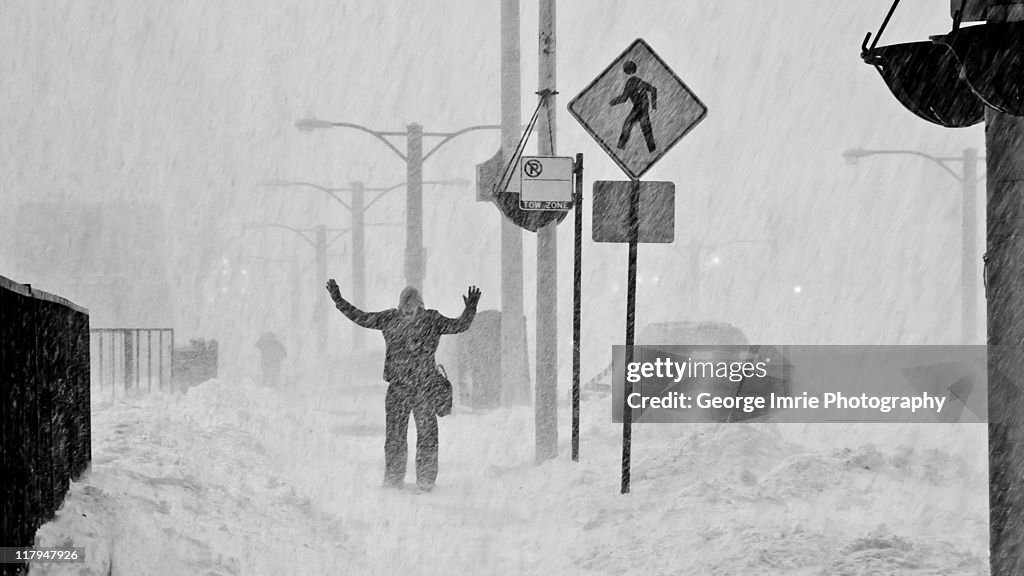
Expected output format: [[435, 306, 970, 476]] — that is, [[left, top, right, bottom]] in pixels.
[[33, 378, 988, 575]]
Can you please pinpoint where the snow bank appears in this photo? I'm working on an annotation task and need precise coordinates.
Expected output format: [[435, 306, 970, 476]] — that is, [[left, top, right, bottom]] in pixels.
[[34, 378, 987, 575]]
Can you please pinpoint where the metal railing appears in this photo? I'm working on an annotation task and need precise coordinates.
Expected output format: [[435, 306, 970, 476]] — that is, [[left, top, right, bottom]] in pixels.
[[89, 328, 174, 396]]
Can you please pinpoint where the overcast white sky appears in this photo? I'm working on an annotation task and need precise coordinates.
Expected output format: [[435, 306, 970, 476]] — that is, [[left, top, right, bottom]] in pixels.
[[0, 1, 986, 380]]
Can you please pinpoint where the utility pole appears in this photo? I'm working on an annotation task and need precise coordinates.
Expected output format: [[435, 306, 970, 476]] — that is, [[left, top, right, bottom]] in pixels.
[[351, 181, 367, 351], [501, 0, 529, 406], [985, 34, 1024, 575], [534, 0, 558, 462]]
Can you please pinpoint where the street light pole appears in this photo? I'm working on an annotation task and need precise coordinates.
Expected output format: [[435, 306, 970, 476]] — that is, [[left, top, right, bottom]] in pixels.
[[241, 222, 348, 375], [961, 148, 978, 346], [264, 177, 466, 350], [351, 181, 366, 350], [315, 225, 328, 356], [295, 119, 499, 300], [406, 123, 425, 293], [843, 147, 984, 344]]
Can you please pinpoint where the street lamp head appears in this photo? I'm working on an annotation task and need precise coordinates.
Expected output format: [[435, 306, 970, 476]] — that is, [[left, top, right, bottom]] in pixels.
[[295, 118, 333, 132], [842, 148, 869, 165]]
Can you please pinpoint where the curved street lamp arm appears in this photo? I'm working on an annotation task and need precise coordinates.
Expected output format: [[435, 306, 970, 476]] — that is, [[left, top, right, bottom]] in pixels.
[[859, 149, 965, 183], [244, 223, 317, 249], [422, 124, 501, 162], [274, 180, 352, 211], [364, 191, 391, 212], [327, 229, 351, 249], [323, 121, 408, 162], [363, 181, 408, 212]]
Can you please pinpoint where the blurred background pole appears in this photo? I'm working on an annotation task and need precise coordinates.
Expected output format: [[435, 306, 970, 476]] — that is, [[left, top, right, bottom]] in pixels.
[[351, 181, 367, 351], [690, 243, 701, 316], [290, 258, 301, 327], [406, 123, 424, 295], [961, 147, 978, 345], [534, 0, 558, 462], [316, 225, 328, 358], [501, 0, 528, 406], [843, 147, 982, 344]]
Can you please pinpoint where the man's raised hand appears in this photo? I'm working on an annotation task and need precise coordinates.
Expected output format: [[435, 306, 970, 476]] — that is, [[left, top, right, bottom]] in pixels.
[[463, 285, 482, 308], [326, 279, 343, 303]]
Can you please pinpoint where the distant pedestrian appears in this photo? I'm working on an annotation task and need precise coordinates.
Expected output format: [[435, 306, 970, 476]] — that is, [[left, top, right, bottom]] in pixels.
[[326, 279, 480, 492], [256, 332, 287, 388]]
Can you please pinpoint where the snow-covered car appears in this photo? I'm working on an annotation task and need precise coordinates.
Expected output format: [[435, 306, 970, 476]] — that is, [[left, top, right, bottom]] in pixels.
[[589, 321, 788, 423]]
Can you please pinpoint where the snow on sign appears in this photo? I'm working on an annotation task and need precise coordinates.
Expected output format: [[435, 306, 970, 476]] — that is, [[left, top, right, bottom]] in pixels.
[[568, 38, 707, 180], [519, 156, 573, 211]]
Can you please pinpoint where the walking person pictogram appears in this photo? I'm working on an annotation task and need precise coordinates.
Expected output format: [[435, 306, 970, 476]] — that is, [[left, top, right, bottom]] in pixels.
[[609, 60, 658, 153]]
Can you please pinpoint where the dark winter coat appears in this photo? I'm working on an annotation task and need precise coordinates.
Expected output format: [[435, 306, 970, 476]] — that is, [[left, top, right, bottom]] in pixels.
[[333, 297, 476, 383]]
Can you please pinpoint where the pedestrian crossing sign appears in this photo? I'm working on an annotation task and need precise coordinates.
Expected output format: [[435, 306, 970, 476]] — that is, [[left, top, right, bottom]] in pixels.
[[568, 38, 707, 180]]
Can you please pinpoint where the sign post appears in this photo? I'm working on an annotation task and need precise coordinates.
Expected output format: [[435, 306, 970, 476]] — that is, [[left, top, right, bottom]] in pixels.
[[572, 153, 583, 462], [569, 38, 707, 494]]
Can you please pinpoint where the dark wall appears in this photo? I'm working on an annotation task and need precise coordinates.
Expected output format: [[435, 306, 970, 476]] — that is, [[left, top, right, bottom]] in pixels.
[[1, 274, 91, 575]]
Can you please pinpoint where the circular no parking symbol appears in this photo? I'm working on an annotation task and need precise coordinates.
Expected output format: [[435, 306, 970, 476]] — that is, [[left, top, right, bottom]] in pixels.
[[524, 159, 543, 178]]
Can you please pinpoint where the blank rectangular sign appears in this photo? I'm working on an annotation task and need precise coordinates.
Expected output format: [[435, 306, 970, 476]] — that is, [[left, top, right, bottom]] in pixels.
[[592, 180, 675, 243]]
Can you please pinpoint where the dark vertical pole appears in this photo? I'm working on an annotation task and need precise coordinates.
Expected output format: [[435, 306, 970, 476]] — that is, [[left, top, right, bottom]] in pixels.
[[985, 106, 1024, 576], [135, 331, 140, 390], [111, 332, 116, 400], [406, 123, 424, 294], [169, 329, 175, 391], [962, 147, 978, 344], [621, 177, 640, 494], [352, 181, 367, 352], [97, 332, 103, 392], [572, 153, 583, 462], [147, 330, 152, 392], [124, 329, 134, 392], [158, 330, 163, 392]]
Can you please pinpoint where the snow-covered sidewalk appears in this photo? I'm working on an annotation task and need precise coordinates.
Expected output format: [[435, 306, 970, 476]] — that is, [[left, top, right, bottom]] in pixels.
[[34, 378, 988, 575]]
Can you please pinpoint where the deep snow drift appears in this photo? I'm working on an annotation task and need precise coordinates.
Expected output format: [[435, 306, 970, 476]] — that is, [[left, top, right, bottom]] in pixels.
[[34, 377, 988, 575]]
